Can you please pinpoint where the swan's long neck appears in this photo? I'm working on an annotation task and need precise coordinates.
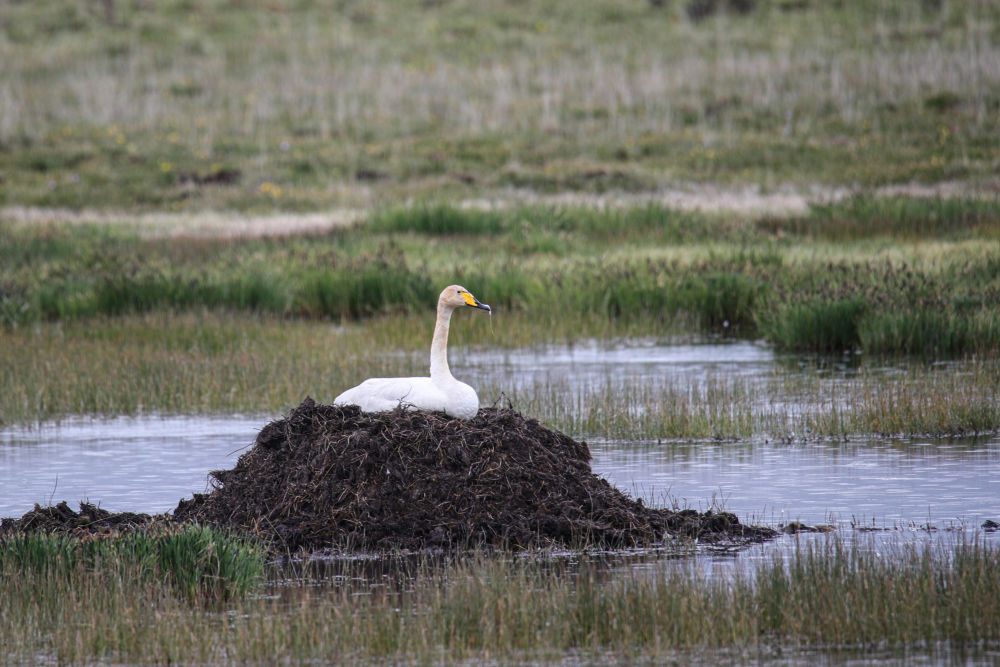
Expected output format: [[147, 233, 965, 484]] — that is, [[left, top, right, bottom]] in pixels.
[[429, 302, 455, 383]]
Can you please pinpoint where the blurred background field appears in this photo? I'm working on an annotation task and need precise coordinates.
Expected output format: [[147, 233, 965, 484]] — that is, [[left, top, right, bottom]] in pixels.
[[1, 0, 997, 211]]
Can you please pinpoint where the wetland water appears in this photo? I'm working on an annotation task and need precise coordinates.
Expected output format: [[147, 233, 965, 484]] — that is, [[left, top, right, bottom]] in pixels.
[[2, 341, 999, 534]]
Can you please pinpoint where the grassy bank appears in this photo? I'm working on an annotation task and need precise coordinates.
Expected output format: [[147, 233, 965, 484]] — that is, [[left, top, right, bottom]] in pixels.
[[2, 535, 997, 663], [504, 354, 1000, 440], [4, 197, 1000, 350], [1, 1, 998, 211]]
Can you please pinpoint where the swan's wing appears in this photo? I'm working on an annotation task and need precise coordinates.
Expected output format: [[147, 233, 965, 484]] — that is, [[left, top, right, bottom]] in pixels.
[[334, 377, 447, 413]]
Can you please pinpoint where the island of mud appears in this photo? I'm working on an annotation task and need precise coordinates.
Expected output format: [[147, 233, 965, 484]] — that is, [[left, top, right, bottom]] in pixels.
[[3, 398, 776, 552]]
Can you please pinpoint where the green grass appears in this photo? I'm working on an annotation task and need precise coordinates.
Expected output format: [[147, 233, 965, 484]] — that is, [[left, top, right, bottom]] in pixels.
[[3, 199, 999, 352], [370, 204, 508, 235], [763, 297, 867, 353], [0, 525, 264, 602], [1, 536, 998, 663], [760, 196, 1000, 241], [0, 1, 997, 211], [490, 353, 1000, 440]]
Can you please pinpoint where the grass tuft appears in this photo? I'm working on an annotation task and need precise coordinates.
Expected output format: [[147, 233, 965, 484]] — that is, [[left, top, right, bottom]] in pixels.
[[370, 205, 506, 235], [763, 297, 866, 353], [0, 524, 264, 602], [296, 259, 436, 318]]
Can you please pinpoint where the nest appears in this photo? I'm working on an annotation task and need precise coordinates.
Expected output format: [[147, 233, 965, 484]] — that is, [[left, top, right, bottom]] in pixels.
[[171, 398, 775, 551], [0, 501, 153, 538]]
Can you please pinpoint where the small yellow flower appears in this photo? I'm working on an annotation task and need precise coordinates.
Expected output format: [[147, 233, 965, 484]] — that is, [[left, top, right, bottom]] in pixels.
[[259, 181, 283, 197], [160, 162, 173, 173]]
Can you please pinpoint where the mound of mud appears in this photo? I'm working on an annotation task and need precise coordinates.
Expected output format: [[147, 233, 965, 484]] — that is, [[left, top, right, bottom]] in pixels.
[[0, 501, 153, 538], [172, 398, 774, 551]]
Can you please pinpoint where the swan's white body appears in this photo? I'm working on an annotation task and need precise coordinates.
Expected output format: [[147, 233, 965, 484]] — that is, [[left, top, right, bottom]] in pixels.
[[334, 285, 490, 419]]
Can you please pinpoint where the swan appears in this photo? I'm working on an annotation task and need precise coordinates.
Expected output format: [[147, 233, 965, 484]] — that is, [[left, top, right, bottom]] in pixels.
[[334, 284, 491, 419]]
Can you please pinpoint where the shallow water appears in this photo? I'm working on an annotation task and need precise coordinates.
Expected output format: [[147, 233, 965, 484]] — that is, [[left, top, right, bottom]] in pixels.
[[1, 341, 998, 536], [465, 338, 779, 390], [595, 438, 1000, 529], [0, 415, 263, 517], [2, 414, 998, 532]]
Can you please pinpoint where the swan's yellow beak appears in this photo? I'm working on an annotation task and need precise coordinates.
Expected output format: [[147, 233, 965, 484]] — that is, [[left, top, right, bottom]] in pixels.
[[463, 291, 491, 312]]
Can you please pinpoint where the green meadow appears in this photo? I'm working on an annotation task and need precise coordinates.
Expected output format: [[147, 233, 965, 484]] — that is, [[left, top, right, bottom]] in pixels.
[[3, 1, 1000, 663], [0, 0, 997, 210]]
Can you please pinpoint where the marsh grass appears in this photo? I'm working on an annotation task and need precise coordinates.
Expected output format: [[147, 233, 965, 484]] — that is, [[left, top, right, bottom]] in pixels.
[[370, 202, 726, 243], [3, 309, 999, 438], [0, 524, 264, 602], [6, 200, 999, 352], [2, 536, 998, 663], [759, 196, 1000, 241], [763, 297, 867, 353], [494, 374, 775, 441], [370, 204, 507, 235], [805, 361, 1000, 438], [2, 200, 999, 429], [766, 296, 1000, 356], [484, 352, 1000, 440]]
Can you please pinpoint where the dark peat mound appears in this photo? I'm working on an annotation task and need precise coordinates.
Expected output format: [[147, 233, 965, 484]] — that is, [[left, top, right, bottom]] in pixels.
[[0, 501, 153, 538], [172, 398, 775, 551]]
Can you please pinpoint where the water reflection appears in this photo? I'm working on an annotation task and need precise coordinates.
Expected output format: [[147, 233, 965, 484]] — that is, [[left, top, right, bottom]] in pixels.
[[0, 414, 264, 517], [593, 438, 1000, 529], [462, 338, 776, 391]]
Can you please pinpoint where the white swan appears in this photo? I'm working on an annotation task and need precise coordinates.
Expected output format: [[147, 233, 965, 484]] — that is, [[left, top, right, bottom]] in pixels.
[[334, 284, 491, 419]]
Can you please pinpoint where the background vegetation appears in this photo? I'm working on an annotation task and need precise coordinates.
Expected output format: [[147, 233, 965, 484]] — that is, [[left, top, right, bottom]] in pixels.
[[3, 197, 1000, 436], [4, 197, 999, 350], [1, 0, 997, 211]]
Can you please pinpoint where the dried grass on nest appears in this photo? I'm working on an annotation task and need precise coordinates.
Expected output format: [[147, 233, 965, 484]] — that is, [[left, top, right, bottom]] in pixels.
[[173, 398, 776, 551]]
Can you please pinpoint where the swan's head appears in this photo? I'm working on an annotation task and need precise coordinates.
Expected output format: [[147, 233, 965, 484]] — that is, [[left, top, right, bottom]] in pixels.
[[441, 285, 491, 312]]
